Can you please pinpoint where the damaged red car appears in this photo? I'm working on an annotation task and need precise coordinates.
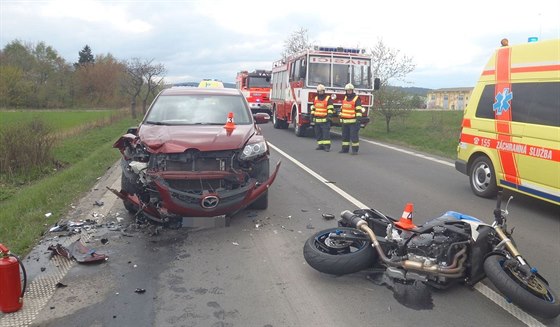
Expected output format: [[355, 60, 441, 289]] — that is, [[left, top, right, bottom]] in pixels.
[[113, 87, 280, 225]]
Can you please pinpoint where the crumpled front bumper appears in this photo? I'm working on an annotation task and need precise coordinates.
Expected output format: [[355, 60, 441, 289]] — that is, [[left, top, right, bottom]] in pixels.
[[116, 161, 281, 219]]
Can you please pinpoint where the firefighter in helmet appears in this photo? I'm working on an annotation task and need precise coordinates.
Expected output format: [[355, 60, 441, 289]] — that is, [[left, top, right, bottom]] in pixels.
[[339, 83, 364, 155], [310, 84, 334, 151]]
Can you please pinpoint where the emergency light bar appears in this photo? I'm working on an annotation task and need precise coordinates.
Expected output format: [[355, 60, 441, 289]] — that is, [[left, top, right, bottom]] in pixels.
[[314, 46, 365, 54]]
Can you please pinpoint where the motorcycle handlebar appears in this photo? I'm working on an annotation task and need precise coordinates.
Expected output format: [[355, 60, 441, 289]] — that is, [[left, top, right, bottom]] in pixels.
[[494, 191, 503, 222], [340, 210, 364, 228]]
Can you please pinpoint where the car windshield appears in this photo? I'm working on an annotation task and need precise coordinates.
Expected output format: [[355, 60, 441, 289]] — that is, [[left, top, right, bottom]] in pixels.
[[144, 94, 252, 125]]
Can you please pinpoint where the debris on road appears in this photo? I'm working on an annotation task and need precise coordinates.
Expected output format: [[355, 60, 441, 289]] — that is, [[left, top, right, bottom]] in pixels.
[[322, 213, 335, 220], [48, 240, 108, 263]]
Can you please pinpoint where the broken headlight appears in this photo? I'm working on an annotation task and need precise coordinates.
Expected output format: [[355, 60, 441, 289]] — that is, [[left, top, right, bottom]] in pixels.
[[240, 141, 267, 160]]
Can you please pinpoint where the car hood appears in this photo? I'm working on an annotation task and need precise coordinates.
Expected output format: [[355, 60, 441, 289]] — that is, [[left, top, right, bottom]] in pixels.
[[139, 124, 255, 153]]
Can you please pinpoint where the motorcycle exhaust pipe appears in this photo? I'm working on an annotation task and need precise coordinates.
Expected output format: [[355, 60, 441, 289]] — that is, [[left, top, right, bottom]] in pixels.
[[342, 211, 467, 278]]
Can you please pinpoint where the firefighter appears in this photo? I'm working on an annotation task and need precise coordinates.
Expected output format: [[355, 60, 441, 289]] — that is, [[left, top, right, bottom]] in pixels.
[[310, 84, 334, 151], [339, 83, 364, 155]]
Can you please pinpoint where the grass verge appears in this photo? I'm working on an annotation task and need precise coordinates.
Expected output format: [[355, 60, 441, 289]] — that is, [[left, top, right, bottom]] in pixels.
[[361, 110, 463, 159], [0, 117, 137, 255]]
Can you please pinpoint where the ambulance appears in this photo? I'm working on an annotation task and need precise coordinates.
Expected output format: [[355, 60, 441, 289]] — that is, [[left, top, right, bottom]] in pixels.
[[455, 38, 559, 205]]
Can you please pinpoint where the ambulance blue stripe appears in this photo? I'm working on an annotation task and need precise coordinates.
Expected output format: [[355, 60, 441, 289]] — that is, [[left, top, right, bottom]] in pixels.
[[500, 180, 560, 203]]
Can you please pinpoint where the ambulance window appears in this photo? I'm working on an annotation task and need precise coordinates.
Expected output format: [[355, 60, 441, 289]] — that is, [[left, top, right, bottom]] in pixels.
[[476, 83, 560, 127], [512, 82, 560, 127], [475, 85, 498, 119]]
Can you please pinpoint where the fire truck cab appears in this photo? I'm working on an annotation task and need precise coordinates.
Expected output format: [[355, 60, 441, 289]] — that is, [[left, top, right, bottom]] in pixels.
[[270, 46, 379, 136], [236, 70, 272, 115]]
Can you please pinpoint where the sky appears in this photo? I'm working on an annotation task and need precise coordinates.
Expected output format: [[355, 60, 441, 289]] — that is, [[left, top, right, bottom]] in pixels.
[[1, 0, 559, 89]]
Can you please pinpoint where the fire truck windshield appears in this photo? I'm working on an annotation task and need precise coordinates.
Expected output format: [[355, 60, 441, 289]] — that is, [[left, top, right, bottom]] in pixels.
[[308, 59, 371, 89], [248, 76, 270, 88]]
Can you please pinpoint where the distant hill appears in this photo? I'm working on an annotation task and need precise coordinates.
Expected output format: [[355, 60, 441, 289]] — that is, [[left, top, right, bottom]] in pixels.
[[389, 86, 432, 96]]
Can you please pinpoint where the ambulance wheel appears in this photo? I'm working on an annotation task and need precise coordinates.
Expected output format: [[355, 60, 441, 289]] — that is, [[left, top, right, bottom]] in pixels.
[[469, 156, 498, 198]]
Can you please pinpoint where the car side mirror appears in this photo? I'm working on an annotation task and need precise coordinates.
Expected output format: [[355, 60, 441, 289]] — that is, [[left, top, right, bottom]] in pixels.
[[253, 113, 270, 124]]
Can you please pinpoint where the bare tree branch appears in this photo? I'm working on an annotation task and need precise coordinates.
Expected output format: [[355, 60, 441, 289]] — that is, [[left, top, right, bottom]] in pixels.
[[282, 27, 314, 58]]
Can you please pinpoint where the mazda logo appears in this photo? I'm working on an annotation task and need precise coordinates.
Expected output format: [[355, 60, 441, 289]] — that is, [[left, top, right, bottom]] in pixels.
[[201, 195, 219, 209]]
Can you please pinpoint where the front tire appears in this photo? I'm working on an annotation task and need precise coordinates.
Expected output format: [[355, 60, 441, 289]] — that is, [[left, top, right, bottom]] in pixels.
[[484, 255, 560, 319], [293, 108, 306, 137], [272, 107, 288, 129], [249, 158, 269, 210], [469, 156, 498, 198], [303, 227, 377, 275], [120, 173, 139, 214]]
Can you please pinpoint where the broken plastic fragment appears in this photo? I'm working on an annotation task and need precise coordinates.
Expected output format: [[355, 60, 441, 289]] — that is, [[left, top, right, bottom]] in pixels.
[[45, 212, 52, 218], [48, 240, 108, 263]]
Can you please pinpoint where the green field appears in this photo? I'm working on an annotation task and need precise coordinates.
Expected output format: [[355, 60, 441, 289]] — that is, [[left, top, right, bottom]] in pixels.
[[0, 109, 120, 131]]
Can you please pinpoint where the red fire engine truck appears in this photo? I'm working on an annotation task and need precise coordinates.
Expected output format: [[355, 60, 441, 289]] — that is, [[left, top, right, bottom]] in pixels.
[[236, 70, 272, 114], [270, 46, 379, 136]]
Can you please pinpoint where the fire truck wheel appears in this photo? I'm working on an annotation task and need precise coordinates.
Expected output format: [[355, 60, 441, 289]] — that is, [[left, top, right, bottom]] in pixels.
[[293, 108, 306, 137], [272, 108, 288, 129]]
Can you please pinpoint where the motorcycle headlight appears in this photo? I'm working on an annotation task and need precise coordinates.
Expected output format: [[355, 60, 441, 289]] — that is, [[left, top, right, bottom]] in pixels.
[[240, 141, 267, 160]]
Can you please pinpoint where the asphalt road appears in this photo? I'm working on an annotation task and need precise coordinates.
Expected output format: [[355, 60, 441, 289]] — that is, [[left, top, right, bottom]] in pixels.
[[1, 122, 558, 327]]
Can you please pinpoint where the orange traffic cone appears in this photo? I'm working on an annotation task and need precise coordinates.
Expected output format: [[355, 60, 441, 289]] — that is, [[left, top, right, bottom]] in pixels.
[[224, 112, 235, 131], [395, 202, 417, 230]]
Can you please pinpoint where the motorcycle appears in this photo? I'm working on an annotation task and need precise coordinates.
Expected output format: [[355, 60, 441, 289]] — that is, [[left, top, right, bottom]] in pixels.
[[303, 192, 560, 319]]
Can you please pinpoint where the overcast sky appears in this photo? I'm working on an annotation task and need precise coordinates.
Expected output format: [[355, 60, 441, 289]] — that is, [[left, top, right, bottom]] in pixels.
[[1, 0, 559, 89]]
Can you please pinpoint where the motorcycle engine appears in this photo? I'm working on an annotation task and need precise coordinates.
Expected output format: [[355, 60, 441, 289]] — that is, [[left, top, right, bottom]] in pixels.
[[406, 226, 466, 265]]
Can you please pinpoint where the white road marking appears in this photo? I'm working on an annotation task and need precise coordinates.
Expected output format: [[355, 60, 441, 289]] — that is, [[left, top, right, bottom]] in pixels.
[[267, 141, 546, 327]]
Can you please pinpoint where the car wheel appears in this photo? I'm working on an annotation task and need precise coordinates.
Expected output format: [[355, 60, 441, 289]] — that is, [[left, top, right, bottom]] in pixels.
[[249, 158, 269, 210], [469, 156, 498, 198], [120, 173, 139, 214], [250, 191, 268, 210]]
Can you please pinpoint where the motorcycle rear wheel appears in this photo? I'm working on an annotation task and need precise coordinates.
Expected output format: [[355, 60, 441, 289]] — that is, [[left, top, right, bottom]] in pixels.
[[303, 227, 377, 276], [484, 254, 560, 319]]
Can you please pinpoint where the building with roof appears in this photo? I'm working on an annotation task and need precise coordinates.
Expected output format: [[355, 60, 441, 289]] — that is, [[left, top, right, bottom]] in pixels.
[[426, 87, 473, 110]]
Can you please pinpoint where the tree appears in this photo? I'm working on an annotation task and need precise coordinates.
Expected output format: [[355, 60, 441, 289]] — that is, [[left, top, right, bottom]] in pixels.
[[122, 58, 145, 118], [282, 27, 313, 58], [75, 45, 95, 68], [141, 61, 166, 114], [369, 39, 416, 132], [374, 87, 412, 133]]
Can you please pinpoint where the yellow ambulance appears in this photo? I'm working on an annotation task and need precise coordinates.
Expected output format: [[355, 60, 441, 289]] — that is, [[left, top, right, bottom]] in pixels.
[[455, 38, 559, 205]]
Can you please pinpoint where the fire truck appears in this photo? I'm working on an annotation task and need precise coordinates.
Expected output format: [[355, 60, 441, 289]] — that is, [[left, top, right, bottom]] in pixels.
[[236, 70, 272, 114], [270, 46, 379, 136]]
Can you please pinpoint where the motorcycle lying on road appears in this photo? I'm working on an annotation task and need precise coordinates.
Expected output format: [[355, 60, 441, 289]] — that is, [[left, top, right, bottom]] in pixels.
[[303, 192, 560, 319]]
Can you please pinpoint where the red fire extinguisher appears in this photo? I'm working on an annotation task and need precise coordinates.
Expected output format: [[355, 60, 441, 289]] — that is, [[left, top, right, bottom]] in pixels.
[[0, 243, 27, 313]]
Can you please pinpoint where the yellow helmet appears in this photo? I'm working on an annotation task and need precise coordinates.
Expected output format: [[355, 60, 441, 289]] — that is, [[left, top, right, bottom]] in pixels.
[[317, 84, 326, 92], [344, 83, 354, 91]]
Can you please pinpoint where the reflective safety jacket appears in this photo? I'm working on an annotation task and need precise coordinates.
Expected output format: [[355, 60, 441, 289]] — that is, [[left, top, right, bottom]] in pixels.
[[340, 94, 363, 123], [311, 94, 334, 123]]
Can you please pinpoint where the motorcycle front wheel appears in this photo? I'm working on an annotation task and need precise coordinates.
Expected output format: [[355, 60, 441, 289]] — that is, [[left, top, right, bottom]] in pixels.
[[484, 254, 560, 319], [303, 227, 377, 276]]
